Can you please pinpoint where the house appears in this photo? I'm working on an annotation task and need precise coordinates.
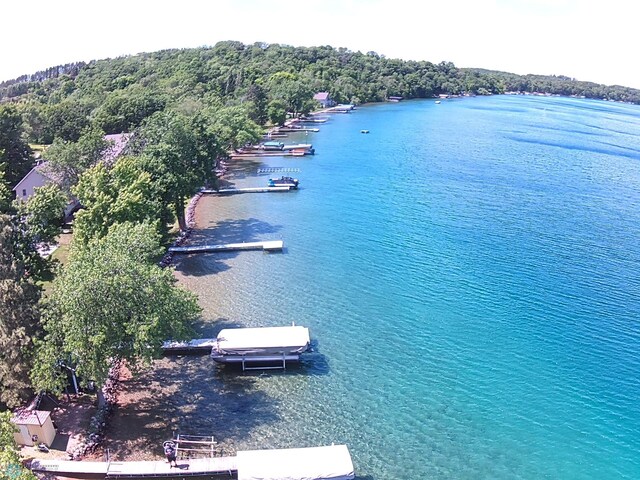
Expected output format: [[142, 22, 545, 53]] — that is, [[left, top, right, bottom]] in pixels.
[[12, 161, 54, 201], [11, 409, 57, 447], [12, 133, 131, 203], [313, 92, 336, 108]]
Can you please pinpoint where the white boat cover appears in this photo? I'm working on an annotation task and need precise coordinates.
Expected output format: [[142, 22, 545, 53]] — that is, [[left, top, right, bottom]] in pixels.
[[236, 445, 355, 480], [215, 326, 310, 355]]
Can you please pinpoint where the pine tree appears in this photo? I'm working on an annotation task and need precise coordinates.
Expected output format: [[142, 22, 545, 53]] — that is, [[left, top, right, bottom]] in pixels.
[[0, 215, 42, 408]]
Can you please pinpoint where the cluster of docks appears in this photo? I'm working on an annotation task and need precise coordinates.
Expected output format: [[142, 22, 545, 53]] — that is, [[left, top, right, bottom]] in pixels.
[[99, 110, 358, 480]]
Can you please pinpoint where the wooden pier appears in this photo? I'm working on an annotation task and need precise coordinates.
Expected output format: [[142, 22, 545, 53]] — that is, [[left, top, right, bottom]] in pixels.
[[162, 338, 217, 354], [201, 186, 293, 194], [169, 240, 284, 254], [30, 457, 237, 479], [230, 151, 307, 158], [257, 167, 300, 174], [276, 127, 319, 133]]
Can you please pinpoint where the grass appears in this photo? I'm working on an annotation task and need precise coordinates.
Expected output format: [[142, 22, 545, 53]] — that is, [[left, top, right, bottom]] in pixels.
[[40, 232, 73, 294]]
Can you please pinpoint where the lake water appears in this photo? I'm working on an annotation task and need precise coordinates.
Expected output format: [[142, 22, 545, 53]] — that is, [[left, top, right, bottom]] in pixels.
[[173, 95, 640, 479]]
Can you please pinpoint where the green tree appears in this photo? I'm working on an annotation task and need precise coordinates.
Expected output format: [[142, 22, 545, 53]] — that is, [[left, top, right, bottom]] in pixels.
[[0, 104, 33, 188], [93, 87, 167, 134], [0, 411, 38, 480], [246, 83, 268, 124], [200, 105, 262, 152], [267, 99, 287, 126], [133, 111, 215, 230], [33, 222, 200, 393], [73, 156, 162, 245], [43, 100, 91, 142], [0, 166, 11, 213], [45, 127, 108, 190], [0, 215, 42, 408], [19, 184, 67, 246]]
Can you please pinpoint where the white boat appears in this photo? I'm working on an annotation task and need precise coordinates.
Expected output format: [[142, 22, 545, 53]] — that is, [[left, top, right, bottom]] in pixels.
[[211, 325, 311, 369]]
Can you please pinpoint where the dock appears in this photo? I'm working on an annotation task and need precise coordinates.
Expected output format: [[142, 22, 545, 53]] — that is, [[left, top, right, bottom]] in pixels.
[[257, 167, 300, 174], [201, 186, 293, 194], [230, 151, 308, 158], [275, 127, 319, 133], [162, 338, 217, 354], [169, 240, 283, 254], [29, 445, 355, 480]]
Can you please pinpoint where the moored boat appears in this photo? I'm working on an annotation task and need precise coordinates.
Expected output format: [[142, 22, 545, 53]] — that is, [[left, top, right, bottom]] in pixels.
[[268, 176, 299, 188]]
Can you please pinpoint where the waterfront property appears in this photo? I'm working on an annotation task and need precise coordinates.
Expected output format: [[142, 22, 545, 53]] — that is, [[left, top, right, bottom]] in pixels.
[[211, 325, 311, 370], [313, 92, 336, 108]]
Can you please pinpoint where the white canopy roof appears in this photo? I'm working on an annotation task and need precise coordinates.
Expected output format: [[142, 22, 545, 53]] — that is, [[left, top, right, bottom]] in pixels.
[[236, 445, 355, 480], [216, 326, 310, 353]]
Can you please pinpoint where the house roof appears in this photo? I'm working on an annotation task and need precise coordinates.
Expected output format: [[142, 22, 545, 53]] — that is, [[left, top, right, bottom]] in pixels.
[[103, 133, 131, 165], [12, 162, 54, 192], [11, 408, 51, 426], [12, 133, 132, 192], [313, 92, 330, 101]]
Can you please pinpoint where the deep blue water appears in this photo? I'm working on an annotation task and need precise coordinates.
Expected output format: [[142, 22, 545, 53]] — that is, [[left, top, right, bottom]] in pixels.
[[176, 95, 640, 479]]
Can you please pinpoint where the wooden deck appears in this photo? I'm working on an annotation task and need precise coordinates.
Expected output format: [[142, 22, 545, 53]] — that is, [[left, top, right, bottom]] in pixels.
[[201, 186, 293, 194], [162, 338, 216, 354], [30, 457, 237, 479], [169, 240, 284, 254]]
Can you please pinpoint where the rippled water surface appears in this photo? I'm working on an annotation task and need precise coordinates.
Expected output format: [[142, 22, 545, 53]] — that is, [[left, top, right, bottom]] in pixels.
[[173, 96, 640, 479]]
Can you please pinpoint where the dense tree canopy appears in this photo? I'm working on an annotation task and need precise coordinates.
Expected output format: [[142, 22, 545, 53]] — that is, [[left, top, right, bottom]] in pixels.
[[0, 215, 42, 408], [18, 184, 67, 246], [73, 156, 162, 244], [33, 221, 200, 392], [0, 104, 32, 188], [2, 42, 637, 151]]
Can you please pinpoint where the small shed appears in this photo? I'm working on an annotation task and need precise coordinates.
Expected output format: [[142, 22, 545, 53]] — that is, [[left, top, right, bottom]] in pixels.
[[11, 409, 57, 447]]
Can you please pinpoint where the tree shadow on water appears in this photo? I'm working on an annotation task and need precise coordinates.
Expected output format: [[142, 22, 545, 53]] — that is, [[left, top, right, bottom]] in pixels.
[[172, 218, 283, 278]]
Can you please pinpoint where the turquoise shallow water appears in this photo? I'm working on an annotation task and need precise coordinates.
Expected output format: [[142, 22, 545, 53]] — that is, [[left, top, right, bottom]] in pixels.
[[174, 96, 640, 479]]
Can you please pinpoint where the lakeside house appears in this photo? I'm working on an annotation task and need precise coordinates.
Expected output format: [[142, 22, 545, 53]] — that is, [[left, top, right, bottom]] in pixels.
[[313, 92, 336, 108], [12, 133, 131, 220]]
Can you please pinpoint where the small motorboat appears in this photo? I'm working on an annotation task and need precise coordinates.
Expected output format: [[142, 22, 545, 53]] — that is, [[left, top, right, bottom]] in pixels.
[[268, 176, 299, 189]]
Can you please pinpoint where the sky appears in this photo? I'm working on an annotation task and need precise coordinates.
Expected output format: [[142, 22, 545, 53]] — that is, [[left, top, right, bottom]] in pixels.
[[2, 0, 639, 88]]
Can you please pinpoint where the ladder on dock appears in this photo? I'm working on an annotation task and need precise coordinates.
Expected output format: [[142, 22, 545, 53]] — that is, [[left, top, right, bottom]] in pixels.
[[175, 434, 219, 459]]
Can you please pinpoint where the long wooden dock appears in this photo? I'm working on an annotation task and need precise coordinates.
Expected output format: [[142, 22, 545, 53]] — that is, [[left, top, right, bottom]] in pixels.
[[201, 186, 293, 194], [230, 151, 307, 158], [169, 240, 284, 254], [29, 457, 237, 479]]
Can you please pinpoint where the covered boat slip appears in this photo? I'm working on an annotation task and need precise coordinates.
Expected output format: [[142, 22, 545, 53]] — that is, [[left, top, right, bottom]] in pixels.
[[29, 445, 354, 480], [211, 326, 311, 370], [237, 445, 355, 480]]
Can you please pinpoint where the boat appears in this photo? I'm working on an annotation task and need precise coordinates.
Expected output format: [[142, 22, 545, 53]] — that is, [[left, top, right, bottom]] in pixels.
[[435, 100, 441, 104], [268, 176, 299, 188], [282, 143, 315, 154], [211, 325, 311, 370], [261, 141, 285, 151]]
